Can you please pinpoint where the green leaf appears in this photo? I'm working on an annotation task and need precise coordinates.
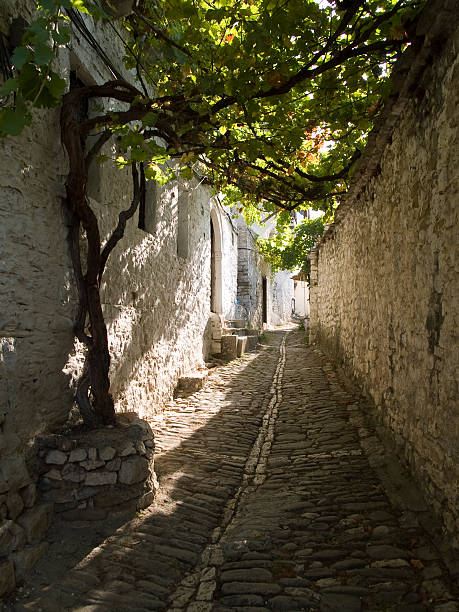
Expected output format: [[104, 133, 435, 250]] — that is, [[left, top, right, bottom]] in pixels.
[[51, 26, 71, 45], [12, 47, 31, 71], [34, 43, 54, 66], [180, 166, 193, 179], [46, 72, 66, 101], [0, 78, 18, 96], [38, 0, 57, 11], [0, 105, 31, 136]]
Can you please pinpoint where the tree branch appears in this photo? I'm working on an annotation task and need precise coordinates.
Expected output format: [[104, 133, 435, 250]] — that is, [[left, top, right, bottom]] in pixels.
[[98, 163, 143, 282]]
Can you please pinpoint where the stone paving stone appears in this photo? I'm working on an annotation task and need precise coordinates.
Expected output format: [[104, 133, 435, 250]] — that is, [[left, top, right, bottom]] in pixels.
[[3, 329, 458, 612]]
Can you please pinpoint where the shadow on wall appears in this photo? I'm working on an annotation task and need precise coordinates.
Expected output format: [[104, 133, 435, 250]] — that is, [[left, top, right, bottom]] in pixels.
[[66, 175, 212, 419]]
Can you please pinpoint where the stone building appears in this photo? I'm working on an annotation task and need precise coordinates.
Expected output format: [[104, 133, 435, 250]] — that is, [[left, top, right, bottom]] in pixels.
[[0, 1, 293, 592], [309, 0, 458, 547]]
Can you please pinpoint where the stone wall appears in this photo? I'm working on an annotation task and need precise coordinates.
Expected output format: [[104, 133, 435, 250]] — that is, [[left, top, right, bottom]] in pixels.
[[0, 1, 217, 591], [0, 1, 216, 440], [236, 220, 270, 328], [309, 0, 458, 546], [213, 201, 239, 321], [270, 270, 294, 325], [37, 414, 156, 522]]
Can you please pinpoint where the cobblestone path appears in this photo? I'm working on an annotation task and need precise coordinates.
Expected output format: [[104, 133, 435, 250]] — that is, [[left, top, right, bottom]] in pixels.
[[9, 330, 458, 612]]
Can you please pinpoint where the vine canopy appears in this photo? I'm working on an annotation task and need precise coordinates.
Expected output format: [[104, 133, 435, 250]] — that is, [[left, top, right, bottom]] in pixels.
[[0, 0, 424, 217]]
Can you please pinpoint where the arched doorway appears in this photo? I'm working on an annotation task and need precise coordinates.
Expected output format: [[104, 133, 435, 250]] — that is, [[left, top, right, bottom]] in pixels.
[[210, 208, 223, 314]]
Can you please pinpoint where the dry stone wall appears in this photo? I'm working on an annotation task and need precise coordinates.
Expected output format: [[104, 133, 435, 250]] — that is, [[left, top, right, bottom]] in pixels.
[[37, 415, 156, 522], [310, 0, 458, 547]]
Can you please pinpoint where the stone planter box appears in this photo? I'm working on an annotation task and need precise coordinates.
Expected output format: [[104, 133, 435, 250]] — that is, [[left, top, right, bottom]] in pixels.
[[37, 414, 157, 521]]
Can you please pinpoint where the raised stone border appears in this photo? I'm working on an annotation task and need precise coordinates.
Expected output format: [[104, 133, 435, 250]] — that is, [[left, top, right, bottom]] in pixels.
[[0, 453, 52, 597], [37, 414, 157, 522]]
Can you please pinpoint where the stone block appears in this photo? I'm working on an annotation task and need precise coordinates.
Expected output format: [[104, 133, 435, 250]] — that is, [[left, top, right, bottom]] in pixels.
[[137, 490, 154, 510], [18, 503, 53, 543], [120, 442, 136, 457], [237, 336, 248, 357], [246, 335, 258, 352], [0, 560, 15, 596], [20, 484, 37, 508], [73, 486, 101, 502], [45, 450, 67, 465], [61, 463, 85, 483], [88, 448, 98, 461], [11, 542, 48, 581], [41, 488, 74, 504], [0, 519, 26, 555], [126, 419, 154, 442], [221, 335, 238, 360], [177, 375, 205, 393], [84, 472, 117, 486], [99, 446, 116, 461], [135, 441, 147, 456], [106, 458, 121, 472], [119, 456, 150, 485], [80, 459, 105, 471], [210, 340, 221, 355], [69, 448, 87, 463], [212, 328, 222, 340], [0, 456, 31, 491], [226, 319, 245, 328], [7, 492, 24, 520], [43, 469, 62, 481]]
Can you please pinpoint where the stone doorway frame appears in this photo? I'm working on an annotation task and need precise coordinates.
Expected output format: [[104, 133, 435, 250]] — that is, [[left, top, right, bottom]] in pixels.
[[210, 205, 223, 315]]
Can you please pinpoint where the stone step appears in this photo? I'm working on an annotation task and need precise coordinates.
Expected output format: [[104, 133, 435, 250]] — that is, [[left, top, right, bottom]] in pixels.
[[221, 334, 238, 360], [246, 335, 258, 352], [223, 327, 259, 337], [174, 374, 206, 396], [223, 327, 248, 337], [237, 336, 248, 358], [225, 319, 245, 329]]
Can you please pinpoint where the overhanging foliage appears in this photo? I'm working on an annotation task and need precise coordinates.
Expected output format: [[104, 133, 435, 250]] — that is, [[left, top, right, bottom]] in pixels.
[[1, 0, 424, 215]]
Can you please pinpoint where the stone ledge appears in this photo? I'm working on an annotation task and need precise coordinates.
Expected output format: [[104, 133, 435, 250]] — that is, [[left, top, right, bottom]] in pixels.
[[37, 414, 158, 523]]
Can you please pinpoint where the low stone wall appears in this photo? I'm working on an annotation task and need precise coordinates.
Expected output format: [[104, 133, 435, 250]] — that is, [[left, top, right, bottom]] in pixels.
[[309, 0, 458, 547], [0, 455, 52, 596], [37, 415, 157, 522]]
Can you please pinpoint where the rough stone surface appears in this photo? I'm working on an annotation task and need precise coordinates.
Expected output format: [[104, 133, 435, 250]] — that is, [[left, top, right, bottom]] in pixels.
[[221, 335, 238, 361], [17, 504, 53, 544], [45, 450, 67, 466], [7, 331, 458, 612], [10, 542, 48, 582], [309, 2, 459, 548], [36, 417, 156, 522], [118, 456, 150, 485], [0, 560, 15, 597], [84, 472, 118, 487], [6, 493, 24, 521], [69, 449, 87, 463]]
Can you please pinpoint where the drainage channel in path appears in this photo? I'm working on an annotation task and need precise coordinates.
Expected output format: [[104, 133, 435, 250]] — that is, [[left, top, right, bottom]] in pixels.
[[167, 333, 287, 611]]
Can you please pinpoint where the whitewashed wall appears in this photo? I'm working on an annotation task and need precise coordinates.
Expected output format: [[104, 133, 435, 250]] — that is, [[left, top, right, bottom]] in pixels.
[[0, 1, 217, 452]]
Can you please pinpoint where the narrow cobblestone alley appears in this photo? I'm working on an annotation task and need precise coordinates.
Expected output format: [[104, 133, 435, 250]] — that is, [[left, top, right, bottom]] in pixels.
[[6, 330, 458, 612]]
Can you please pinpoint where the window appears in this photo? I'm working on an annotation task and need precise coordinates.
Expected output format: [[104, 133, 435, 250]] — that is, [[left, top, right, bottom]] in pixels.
[[138, 163, 157, 234]]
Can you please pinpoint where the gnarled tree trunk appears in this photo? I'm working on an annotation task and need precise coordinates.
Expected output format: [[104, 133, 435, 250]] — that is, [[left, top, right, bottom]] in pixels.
[[61, 84, 143, 427]]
